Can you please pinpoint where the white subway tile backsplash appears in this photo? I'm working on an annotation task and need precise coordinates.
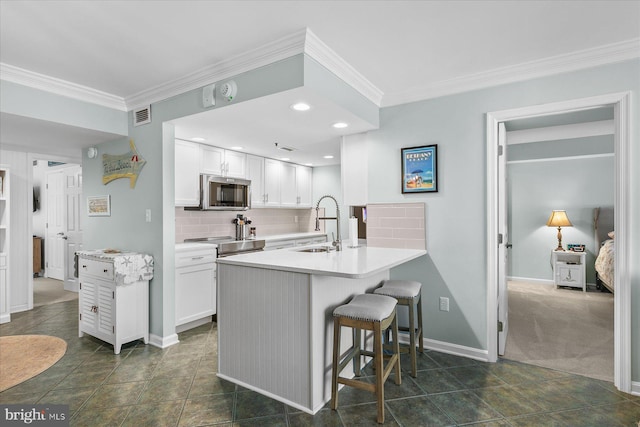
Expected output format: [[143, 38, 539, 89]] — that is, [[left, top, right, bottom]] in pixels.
[[366, 202, 426, 250]]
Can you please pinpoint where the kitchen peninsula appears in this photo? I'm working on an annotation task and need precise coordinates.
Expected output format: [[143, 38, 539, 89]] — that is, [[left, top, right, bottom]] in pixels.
[[216, 245, 426, 414]]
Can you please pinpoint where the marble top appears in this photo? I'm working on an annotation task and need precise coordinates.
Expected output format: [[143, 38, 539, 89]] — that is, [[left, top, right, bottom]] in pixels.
[[216, 244, 426, 279], [77, 250, 154, 285]]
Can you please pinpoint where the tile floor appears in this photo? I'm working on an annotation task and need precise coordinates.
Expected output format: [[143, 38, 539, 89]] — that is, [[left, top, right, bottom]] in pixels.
[[1, 299, 639, 426]]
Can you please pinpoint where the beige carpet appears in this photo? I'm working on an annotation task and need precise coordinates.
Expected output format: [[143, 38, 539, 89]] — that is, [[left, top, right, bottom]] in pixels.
[[503, 281, 614, 382], [0, 335, 67, 391], [34, 277, 78, 307]]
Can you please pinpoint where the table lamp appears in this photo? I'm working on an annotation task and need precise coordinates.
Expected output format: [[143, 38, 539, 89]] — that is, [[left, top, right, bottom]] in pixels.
[[546, 210, 572, 251]]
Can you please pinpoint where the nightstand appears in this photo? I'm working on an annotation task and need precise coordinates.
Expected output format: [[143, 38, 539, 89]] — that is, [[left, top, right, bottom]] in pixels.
[[552, 250, 586, 292]]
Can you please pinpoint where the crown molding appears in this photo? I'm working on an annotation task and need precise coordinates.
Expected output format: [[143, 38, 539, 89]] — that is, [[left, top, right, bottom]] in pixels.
[[382, 38, 640, 107], [125, 29, 309, 110], [304, 29, 383, 106], [0, 63, 127, 111]]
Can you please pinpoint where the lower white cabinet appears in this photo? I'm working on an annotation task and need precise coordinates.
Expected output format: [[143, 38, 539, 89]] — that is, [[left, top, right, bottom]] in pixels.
[[264, 235, 327, 251], [78, 257, 150, 354], [175, 245, 216, 331]]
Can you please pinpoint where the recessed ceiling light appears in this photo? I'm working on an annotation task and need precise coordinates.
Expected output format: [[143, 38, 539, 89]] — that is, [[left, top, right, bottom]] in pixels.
[[280, 157, 290, 161], [191, 137, 206, 142], [332, 122, 348, 129], [230, 146, 243, 150], [291, 103, 311, 111], [304, 163, 313, 166], [323, 155, 334, 159]]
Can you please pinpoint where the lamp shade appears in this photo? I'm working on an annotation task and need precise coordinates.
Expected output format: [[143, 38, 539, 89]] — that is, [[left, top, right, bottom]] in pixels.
[[546, 210, 573, 227]]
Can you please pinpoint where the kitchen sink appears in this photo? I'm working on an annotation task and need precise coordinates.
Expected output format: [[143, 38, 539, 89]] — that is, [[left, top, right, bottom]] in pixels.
[[297, 247, 332, 253]]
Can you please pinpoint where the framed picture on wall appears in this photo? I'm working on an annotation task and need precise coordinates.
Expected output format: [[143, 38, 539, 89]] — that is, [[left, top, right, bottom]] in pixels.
[[401, 144, 438, 193], [87, 195, 111, 217]]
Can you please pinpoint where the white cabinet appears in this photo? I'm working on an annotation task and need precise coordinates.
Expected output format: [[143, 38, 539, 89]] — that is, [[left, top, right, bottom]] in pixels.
[[175, 245, 216, 331], [552, 250, 586, 292], [261, 159, 313, 208], [246, 155, 265, 207], [280, 162, 297, 207], [295, 165, 312, 207], [201, 145, 246, 178], [175, 140, 200, 207], [263, 158, 282, 207], [78, 256, 150, 354], [0, 167, 9, 324]]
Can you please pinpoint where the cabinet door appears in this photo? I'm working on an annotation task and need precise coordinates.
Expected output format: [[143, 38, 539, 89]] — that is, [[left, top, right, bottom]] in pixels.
[[175, 140, 200, 206], [296, 165, 312, 207], [176, 263, 216, 326], [96, 282, 115, 338], [224, 150, 247, 178], [200, 145, 225, 176], [246, 155, 265, 207], [263, 159, 281, 207], [79, 280, 98, 335], [280, 162, 297, 207]]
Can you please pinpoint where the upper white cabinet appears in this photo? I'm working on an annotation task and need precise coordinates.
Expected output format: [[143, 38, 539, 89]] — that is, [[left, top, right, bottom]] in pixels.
[[295, 165, 312, 208], [246, 155, 265, 207], [263, 158, 282, 207], [175, 140, 312, 208], [175, 140, 200, 207], [201, 145, 246, 178]]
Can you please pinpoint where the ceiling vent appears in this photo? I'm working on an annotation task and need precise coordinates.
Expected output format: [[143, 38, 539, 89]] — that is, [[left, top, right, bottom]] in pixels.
[[275, 143, 295, 152], [133, 106, 151, 126]]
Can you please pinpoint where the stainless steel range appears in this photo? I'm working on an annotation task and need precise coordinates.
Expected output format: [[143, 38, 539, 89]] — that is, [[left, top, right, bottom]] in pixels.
[[184, 236, 265, 257]]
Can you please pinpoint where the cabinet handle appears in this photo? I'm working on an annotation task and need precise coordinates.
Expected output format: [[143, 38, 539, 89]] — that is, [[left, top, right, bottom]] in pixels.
[[191, 256, 204, 260], [82, 265, 87, 268], [103, 269, 108, 273]]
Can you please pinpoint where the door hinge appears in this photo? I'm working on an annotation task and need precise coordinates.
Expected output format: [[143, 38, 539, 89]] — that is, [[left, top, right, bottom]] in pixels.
[[79, 313, 82, 320], [112, 326, 115, 333], [498, 234, 503, 244], [498, 321, 503, 332], [112, 291, 115, 299], [498, 145, 504, 156], [45, 261, 49, 268]]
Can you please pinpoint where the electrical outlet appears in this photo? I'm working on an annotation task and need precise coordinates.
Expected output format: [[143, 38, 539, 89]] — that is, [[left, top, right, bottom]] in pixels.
[[294, 215, 298, 223], [439, 297, 450, 312]]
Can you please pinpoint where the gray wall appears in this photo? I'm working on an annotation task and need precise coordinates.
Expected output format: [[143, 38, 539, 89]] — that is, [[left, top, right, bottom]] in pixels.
[[507, 138, 614, 284], [368, 59, 638, 381]]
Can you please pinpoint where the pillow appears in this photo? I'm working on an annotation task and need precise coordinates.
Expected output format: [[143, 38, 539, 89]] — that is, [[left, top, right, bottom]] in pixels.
[[608, 231, 615, 239]]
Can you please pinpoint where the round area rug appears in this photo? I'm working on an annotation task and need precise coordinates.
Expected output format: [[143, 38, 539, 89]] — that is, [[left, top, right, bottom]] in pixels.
[[0, 335, 67, 392]]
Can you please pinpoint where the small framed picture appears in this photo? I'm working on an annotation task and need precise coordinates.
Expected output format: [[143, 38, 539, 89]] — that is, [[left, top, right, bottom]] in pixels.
[[401, 144, 438, 193], [87, 195, 111, 217]]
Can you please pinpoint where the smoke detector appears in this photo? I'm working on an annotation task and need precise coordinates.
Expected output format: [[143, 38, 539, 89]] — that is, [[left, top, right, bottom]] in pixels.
[[219, 80, 237, 102]]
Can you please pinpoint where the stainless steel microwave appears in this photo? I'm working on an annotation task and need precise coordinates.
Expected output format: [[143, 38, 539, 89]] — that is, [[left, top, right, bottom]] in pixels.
[[196, 174, 251, 211]]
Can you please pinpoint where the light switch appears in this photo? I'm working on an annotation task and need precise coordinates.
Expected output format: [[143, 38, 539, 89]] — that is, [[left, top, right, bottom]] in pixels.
[[439, 297, 449, 312], [145, 209, 151, 222]]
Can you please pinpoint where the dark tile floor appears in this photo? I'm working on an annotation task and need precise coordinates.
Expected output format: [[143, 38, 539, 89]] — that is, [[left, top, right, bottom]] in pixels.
[[1, 299, 639, 426]]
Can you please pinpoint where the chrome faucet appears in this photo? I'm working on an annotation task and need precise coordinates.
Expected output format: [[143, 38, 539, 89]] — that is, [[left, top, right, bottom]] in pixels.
[[315, 195, 342, 251]]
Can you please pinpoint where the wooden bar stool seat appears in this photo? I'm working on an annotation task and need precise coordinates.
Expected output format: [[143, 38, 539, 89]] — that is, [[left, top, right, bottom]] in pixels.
[[331, 293, 401, 424], [373, 279, 424, 377]]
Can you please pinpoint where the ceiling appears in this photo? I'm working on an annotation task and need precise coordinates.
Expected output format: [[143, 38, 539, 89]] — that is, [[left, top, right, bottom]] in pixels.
[[1, 1, 638, 163]]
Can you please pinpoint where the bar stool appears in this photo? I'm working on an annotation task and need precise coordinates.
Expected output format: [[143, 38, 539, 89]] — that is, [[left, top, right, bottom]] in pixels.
[[331, 293, 401, 424], [373, 280, 423, 377]]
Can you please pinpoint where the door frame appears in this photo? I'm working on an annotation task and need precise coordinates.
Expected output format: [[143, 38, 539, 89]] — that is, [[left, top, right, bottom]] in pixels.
[[486, 92, 631, 393], [27, 153, 82, 310]]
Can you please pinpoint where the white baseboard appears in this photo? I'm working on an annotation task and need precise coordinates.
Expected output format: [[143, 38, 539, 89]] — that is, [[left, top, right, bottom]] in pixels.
[[397, 334, 489, 363], [0, 313, 10, 324], [176, 317, 213, 333], [508, 276, 554, 284], [631, 380, 640, 396], [149, 333, 179, 349]]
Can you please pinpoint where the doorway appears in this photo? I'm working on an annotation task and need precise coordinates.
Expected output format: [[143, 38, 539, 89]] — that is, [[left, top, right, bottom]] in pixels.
[[32, 160, 82, 306], [486, 92, 632, 393]]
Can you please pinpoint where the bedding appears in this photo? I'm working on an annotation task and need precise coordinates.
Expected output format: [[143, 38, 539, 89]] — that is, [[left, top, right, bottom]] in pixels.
[[595, 239, 614, 292]]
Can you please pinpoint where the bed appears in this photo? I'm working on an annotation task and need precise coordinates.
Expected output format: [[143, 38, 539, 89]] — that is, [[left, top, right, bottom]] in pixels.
[[593, 207, 614, 293]]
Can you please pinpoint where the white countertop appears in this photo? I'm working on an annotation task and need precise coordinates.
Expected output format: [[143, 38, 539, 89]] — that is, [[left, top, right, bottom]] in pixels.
[[216, 244, 426, 279], [176, 242, 218, 251]]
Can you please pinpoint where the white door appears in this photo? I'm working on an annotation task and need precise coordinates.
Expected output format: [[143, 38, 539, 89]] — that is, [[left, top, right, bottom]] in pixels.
[[497, 122, 509, 355], [46, 170, 65, 280], [64, 166, 82, 291]]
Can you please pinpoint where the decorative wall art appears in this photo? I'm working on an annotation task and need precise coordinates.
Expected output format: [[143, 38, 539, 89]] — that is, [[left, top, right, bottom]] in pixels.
[[102, 140, 146, 188], [87, 195, 111, 217], [401, 144, 438, 193]]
